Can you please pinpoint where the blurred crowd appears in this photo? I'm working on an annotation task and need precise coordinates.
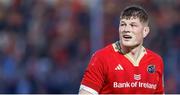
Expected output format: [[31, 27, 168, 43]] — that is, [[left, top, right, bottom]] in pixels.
[[0, 0, 179, 94]]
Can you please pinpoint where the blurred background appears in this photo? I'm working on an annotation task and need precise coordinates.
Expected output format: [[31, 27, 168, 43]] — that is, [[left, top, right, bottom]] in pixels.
[[0, 0, 179, 94]]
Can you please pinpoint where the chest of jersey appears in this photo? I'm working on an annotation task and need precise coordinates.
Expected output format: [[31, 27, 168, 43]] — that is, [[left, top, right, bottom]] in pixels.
[[100, 53, 160, 94]]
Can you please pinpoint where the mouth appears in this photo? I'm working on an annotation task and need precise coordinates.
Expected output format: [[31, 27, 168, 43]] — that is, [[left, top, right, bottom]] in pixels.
[[122, 35, 132, 39]]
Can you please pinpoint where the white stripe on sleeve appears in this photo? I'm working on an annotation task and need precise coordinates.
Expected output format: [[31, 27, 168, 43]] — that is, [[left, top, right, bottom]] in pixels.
[[79, 84, 98, 95]]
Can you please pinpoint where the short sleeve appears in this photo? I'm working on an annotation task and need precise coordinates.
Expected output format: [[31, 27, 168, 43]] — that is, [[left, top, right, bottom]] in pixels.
[[155, 56, 164, 94], [80, 52, 106, 93]]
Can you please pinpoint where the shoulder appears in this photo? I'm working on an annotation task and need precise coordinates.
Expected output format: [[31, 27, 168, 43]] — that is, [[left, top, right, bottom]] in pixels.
[[146, 48, 164, 73], [146, 48, 163, 63], [93, 44, 114, 58]]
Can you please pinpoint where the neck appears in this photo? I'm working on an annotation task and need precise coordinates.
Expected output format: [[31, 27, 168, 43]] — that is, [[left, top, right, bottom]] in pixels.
[[121, 44, 143, 61]]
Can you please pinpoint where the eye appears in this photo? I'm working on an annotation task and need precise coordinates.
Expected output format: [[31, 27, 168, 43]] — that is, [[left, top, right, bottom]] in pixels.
[[120, 23, 126, 26], [130, 24, 137, 27]]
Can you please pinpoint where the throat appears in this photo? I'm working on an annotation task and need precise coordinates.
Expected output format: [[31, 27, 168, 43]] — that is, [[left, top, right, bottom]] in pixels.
[[123, 46, 146, 66], [130, 50, 141, 61]]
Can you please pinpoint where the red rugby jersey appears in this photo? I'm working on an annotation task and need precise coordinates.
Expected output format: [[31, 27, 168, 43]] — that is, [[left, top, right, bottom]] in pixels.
[[80, 42, 164, 94]]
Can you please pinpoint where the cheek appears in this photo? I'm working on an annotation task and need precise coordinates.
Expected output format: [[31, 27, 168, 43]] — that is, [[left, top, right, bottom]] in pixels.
[[134, 29, 144, 40], [135, 34, 143, 41], [119, 28, 123, 36], [135, 36, 142, 42], [119, 27, 123, 33]]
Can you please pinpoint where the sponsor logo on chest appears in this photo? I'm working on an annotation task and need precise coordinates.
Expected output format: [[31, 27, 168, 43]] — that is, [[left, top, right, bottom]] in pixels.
[[112, 64, 157, 90]]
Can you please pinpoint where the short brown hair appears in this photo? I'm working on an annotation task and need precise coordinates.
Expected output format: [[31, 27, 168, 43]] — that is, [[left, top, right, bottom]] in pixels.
[[120, 5, 149, 24]]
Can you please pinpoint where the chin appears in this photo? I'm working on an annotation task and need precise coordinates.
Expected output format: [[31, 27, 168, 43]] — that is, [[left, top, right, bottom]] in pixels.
[[122, 42, 137, 48], [123, 44, 135, 47]]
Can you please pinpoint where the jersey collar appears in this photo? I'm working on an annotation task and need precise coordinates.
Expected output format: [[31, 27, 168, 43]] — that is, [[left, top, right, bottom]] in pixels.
[[112, 41, 147, 66]]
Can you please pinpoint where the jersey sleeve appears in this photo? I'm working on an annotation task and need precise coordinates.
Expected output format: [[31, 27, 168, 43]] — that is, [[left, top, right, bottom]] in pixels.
[[80, 52, 106, 93], [155, 56, 164, 94]]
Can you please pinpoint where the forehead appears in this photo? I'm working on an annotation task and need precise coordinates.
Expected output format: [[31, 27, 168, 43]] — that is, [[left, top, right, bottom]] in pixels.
[[120, 17, 141, 24]]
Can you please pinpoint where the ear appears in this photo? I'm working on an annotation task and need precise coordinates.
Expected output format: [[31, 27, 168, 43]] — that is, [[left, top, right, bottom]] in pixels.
[[143, 26, 150, 38]]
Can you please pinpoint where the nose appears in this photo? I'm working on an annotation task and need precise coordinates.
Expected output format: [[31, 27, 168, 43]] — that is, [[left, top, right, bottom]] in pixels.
[[124, 25, 131, 32], [119, 24, 131, 33], [123, 30, 130, 33], [121, 26, 131, 33]]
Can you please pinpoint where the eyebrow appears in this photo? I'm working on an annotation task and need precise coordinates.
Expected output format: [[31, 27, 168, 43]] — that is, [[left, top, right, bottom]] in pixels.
[[130, 22, 138, 24], [120, 21, 138, 24], [120, 21, 126, 23]]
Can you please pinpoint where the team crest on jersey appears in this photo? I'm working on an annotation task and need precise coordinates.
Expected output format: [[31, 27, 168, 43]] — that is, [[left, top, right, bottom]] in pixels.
[[147, 65, 156, 73], [134, 74, 141, 80]]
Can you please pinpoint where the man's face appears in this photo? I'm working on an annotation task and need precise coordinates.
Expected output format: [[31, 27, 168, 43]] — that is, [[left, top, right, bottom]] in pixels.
[[119, 17, 148, 47]]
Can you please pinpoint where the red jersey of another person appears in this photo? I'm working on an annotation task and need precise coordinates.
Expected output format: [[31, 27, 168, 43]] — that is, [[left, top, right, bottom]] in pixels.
[[80, 41, 164, 94]]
